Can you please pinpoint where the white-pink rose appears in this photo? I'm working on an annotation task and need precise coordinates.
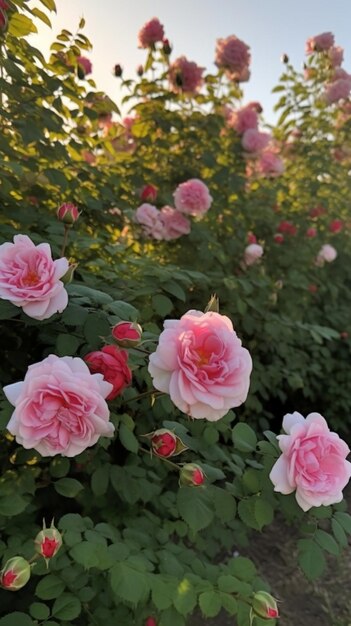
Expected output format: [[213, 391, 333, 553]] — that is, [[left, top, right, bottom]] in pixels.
[[3, 355, 115, 457], [324, 78, 351, 104], [173, 179, 212, 217], [215, 35, 251, 82], [228, 104, 259, 134], [258, 151, 285, 177], [160, 206, 191, 240], [148, 310, 252, 421], [305, 32, 335, 54], [134, 203, 166, 240], [328, 45, 344, 68], [0, 235, 69, 320], [270, 411, 351, 511], [244, 243, 264, 266], [241, 129, 271, 153], [316, 243, 337, 265]]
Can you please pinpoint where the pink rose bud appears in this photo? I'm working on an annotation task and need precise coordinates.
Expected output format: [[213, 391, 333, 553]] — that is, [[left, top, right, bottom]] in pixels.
[[34, 520, 62, 563], [57, 202, 80, 225], [252, 591, 279, 620], [140, 184, 158, 203], [162, 38, 172, 55], [114, 64, 123, 77], [329, 219, 343, 233], [151, 429, 177, 457], [247, 232, 257, 244], [273, 233, 284, 244], [145, 618, 157, 626], [306, 227, 317, 238], [111, 321, 143, 348], [179, 463, 205, 487], [0, 557, 31, 591]]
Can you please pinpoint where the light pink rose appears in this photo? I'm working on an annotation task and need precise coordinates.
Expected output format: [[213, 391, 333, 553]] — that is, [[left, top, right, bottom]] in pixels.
[[244, 243, 264, 266], [331, 68, 351, 82], [148, 310, 252, 421], [324, 78, 351, 104], [134, 203, 166, 240], [0, 234, 69, 320], [305, 32, 335, 54], [138, 17, 164, 48], [215, 35, 251, 82], [3, 355, 114, 457], [160, 206, 191, 240], [316, 243, 337, 265], [228, 104, 259, 134], [241, 129, 271, 153], [258, 151, 285, 177], [169, 56, 204, 94], [270, 411, 351, 511], [173, 179, 212, 217], [328, 46, 344, 68]]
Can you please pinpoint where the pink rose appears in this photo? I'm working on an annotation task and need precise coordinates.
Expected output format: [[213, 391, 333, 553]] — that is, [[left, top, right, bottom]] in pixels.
[[306, 227, 317, 238], [228, 104, 259, 134], [316, 243, 337, 265], [244, 243, 264, 266], [77, 56, 92, 78], [3, 355, 114, 457], [138, 17, 164, 48], [148, 310, 252, 421], [241, 129, 271, 153], [270, 411, 351, 511], [169, 56, 204, 94], [258, 151, 285, 177], [324, 78, 351, 104], [0, 234, 69, 320], [328, 46, 344, 67], [329, 219, 343, 233], [160, 206, 191, 240], [215, 35, 251, 82], [84, 345, 132, 400], [134, 203, 166, 240], [140, 184, 158, 203], [173, 179, 212, 217], [305, 32, 335, 54]]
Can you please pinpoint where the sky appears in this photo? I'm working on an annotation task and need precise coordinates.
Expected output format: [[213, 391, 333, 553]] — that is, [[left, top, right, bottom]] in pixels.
[[29, 0, 351, 123]]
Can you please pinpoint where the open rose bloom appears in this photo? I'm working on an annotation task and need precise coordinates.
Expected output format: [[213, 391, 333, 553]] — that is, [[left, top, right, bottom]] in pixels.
[[173, 179, 212, 217], [0, 234, 69, 320], [148, 310, 252, 421], [3, 355, 115, 457], [270, 412, 351, 511]]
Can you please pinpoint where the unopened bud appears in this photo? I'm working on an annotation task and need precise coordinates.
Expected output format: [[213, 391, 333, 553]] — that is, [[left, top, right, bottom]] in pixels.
[[0, 557, 31, 591], [61, 263, 78, 285], [114, 63, 123, 77], [162, 38, 172, 55], [144, 428, 188, 458], [179, 463, 205, 487], [281, 53, 289, 64], [137, 64, 144, 77], [112, 321, 142, 348], [204, 294, 219, 313], [145, 618, 157, 626], [34, 519, 63, 564], [57, 202, 80, 225], [140, 184, 158, 203], [251, 591, 279, 620]]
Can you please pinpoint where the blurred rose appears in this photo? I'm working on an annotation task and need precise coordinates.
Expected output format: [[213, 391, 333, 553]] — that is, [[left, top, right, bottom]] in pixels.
[[169, 56, 204, 94], [173, 179, 212, 216], [138, 17, 164, 48], [305, 32, 334, 54]]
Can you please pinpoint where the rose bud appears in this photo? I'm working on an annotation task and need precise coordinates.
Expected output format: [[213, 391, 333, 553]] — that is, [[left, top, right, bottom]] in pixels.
[[281, 53, 289, 63], [179, 463, 205, 487], [145, 618, 157, 626], [111, 321, 143, 348], [251, 591, 279, 620], [306, 227, 317, 238], [273, 233, 284, 244], [77, 56, 92, 79], [0, 556, 31, 591], [137, 64, 144, 77], [151, 429, 177, 457], [162, 38, 172, 55], [247, 231, 257, 244], [34, 520, 62, 564], [329, 219, 343, 233], [140, 184, 158, 203], [114, 63, 123, 77], [57, 202, 80, 225]]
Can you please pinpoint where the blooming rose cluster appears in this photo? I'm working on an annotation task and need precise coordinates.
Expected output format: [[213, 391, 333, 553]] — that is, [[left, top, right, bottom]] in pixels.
[[215, 34, 251, 82], [0, 234, 69, 320], [134, 179, 212, 241], [304, 31, 351, 104], [270, 412, 351, 511], [148, 310, 252, 421], [305, 32, 335, 54], [169, 56, 204, 94]]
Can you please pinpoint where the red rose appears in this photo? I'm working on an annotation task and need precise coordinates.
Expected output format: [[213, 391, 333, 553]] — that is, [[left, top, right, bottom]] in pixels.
[[84, 345, 132, 400]]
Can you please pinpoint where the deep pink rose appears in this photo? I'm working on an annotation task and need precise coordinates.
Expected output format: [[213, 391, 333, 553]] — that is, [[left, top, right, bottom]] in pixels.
[[329, 219, 343, 233], [84, 345, 132, 400], [112, 321, 142, 347], [173, 179, 212, 217], [138, 17, 164, 48], [228, 104, 259, 134], [244, 243, 264, 266], [148, 310, 252, 421], [3, 355, 114, 457], [241, 129, 271, 153], [135, 203, 166, 240], [169, 56, 204, 94], [305, 32, 335, 54], [160, 206, 191, 240], [258, 151, 285, 177], [140, 184, 158, 203], [270, 411, 351, 511], [77, 56, 92, 77], [0, 234, 69, 320], [324, 78, 351, 104], [215, 35, 251, 81]]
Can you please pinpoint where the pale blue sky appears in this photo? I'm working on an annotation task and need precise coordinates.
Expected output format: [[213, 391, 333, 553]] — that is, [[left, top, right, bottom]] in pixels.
[[30, 0, 351, 122]]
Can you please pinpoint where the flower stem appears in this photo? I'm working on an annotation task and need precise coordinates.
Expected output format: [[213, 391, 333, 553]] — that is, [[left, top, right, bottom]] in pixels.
[[124, 389, 164, 404], [60, 225, 70, 257], [140, 446, 180, 471]]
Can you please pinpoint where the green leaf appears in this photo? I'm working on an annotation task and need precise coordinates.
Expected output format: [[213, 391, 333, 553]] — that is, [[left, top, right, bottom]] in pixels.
[[29, 603, 50, 620], [31, 7, 52, 27], [159, 607, 185, 626], [36, 574, 65, 600], [0, 614, 35, 626], [254, 498, 274, 530], [314, 529, 339, 556], [151, 576, 173, 610], [199, 590, 222, 618], [332, 518, 348, 548], [176, 486, 214, 532], [219, 592, 238, 615], [212, 486, 237, 522], [228, 556, 256, 582], [84, 313, 111, 348], [0, 300, 19, 320], [110, 561, 150, 605], [0, 494, 28, 516], [106, 300, 139, 320], [218, 575, 243, 593], [67, 284, 113, 305], [9, 13, 38, 37], [52, 594, 82, 621], [91, 465, 110, 496], [152, 294, 173, 316], [55, 334, 81, 356], [334, 511, 351, 534], [69, 542, 100, 569], [54, 478, 84, 498], [39, 0, 57, 11], [298, 539, 326, 580], [173, 578, 197, 616], [118, 422, 139, 453], [232, 423, 257, 452], [50, 457, 70, 478]]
